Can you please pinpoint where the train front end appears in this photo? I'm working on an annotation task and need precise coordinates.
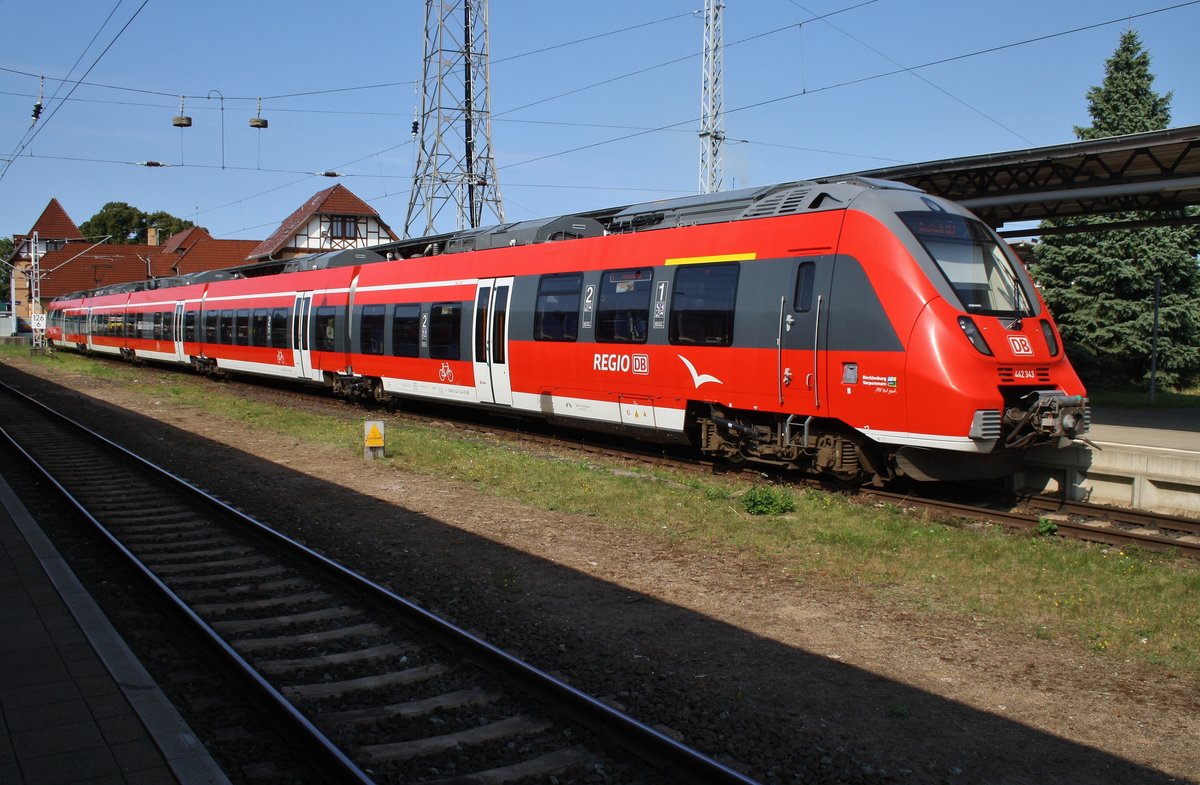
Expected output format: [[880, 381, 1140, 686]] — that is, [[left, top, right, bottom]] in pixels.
[[885, 200, 1089, 481]]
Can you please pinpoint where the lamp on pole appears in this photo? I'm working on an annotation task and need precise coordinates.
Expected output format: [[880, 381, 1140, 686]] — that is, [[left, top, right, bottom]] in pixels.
[[1149, 274, 1162, 405], [207, 89, 225, 169]]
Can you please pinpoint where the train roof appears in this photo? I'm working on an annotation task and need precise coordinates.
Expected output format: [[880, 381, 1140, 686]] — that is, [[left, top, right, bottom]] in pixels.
[[52, 177, 926, 303], [377, 176, 923, 256]]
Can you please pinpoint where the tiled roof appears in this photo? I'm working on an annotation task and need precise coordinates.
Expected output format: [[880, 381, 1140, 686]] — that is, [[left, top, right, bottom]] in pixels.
[[34, 236, 262, 299], [36, 244, 157, 298], [246, 183, 385, 261], [168, 237, 262, 275], [160, 226, 211, 254], [28, 199, 83, 242]]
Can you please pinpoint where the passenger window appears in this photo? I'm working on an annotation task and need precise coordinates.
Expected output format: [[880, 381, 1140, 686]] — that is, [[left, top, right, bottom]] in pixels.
[[360, 304, 385, 355], [535, 273, 582, 341], [236, 309, 251, 346], [314, 307, 337, 352], [596, 267, 652, 344], [391, 304, 420, 357], [794, 262, 816, 313], [203, 312, 218, 343], [184, 312, 196, 342], [669, 263, 738, 347], [220, 311, 235, 344], [251, 309, 268, 346], [270, 308, 289, 348], [428, 302, 461, 360]]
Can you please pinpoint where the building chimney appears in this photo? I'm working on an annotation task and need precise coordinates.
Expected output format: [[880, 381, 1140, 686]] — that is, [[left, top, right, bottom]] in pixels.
[[147, 227, 159, 246]]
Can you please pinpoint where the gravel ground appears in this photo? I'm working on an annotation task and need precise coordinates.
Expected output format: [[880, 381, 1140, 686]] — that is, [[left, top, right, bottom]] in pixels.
[[1, 355, 1197, 785]]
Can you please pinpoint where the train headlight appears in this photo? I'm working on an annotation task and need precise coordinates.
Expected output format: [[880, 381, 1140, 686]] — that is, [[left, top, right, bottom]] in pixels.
[[957, 316, 993, 356], [1040, 319, 1060, 357]]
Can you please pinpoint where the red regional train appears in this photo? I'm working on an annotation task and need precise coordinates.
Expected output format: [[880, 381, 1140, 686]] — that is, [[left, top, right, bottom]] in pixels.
[[47, 177, 1088, 483]]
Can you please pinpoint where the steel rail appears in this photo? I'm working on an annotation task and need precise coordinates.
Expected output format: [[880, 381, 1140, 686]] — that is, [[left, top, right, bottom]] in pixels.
[[0, 388, 375, 785], [0, 379, 763, 785], [861, 487, 1200, 558]]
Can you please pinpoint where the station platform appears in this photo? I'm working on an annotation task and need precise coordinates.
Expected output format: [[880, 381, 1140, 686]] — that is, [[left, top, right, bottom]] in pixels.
[[1016, 405, 1200, 517], [0, 474, 229, 785]]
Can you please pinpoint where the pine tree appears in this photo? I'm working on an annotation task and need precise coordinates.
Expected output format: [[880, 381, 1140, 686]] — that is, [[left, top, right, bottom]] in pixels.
[[1033, 30, 1200, 390]]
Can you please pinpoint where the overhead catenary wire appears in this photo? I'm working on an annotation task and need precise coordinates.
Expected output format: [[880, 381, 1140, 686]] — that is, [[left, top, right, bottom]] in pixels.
[[0, 0, 151, 186], [2, 1, 1197, 235], [495, 1, 1200, 173]]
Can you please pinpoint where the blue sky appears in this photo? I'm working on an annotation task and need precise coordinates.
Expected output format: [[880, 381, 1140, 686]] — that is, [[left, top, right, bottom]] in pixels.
[[1, 0, 1197, 243]]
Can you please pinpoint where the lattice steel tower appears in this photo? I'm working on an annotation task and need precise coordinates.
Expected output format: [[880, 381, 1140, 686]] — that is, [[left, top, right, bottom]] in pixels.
[[405, 0, 505, 238], [698, 0, 725, 194]]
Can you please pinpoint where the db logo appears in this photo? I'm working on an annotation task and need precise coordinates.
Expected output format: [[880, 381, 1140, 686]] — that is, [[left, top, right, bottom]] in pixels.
[[1008, 335, 1034, 356]]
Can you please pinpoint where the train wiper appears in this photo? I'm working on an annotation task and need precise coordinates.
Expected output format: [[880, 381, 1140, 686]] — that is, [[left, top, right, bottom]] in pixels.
[[997, 254, 1029, 328]]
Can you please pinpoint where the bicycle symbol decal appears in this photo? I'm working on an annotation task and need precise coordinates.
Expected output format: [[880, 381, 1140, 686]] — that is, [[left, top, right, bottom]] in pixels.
[[438, 362, 454, 383]]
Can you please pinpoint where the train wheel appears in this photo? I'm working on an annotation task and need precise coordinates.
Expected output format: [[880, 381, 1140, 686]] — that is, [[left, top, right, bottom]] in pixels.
[[371, 378, 390, 404]]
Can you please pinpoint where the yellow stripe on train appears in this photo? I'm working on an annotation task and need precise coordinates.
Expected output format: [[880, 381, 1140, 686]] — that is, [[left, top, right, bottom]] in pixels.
[[664, 252, 757, 266]]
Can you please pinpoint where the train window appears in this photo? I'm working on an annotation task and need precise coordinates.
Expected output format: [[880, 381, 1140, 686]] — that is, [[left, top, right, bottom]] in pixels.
[[428, 303, 461, 360], [794, 262, 816, 312], [152, 312, 164, 341], [314, 307, 337, 352], [203, 312, 218, 344], [219, 311, 235, 344], [596, 267, 652, 343], [124, 313, 136, 338], [900, 212, 1032, 317], [270, 308, 289, 348], [184, 312, 196, 342], [236, 309, 251, 346], [492, 286, 508, 363], [535, 273, 582, 341], [391, 304, 420, 358], [251, 309, 269, 346], [360, 305, 385, 355], [669, 263, 738, 346], [474, 289, 489, 360], [163, 310, 175, 341]]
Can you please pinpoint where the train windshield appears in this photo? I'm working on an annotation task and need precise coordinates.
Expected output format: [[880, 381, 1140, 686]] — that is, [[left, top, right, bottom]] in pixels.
[[900, 211, 1031, 317]]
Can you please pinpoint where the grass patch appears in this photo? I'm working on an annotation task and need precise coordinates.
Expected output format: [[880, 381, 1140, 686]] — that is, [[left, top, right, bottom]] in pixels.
[[1088, 386, 1200, 409], [7, 348, 1200, 675]]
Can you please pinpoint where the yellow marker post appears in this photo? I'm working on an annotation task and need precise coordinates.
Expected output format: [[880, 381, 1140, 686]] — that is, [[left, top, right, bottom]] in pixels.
[[364, 420, 385, 460]]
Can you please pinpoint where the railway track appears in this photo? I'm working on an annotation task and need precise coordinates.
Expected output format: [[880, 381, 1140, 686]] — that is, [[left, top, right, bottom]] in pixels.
[[14, 351, 1198, 566], [211, 371, 1200, 559], [860, 487, 1200, 559], [0, 380, 760, 785]]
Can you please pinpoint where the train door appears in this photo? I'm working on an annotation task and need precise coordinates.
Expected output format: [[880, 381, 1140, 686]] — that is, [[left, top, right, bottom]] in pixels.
[[472, 277, 513, 405], [780, 257, 836, 413], [292, 292, 314, 379], [172, 302, 186, 362]]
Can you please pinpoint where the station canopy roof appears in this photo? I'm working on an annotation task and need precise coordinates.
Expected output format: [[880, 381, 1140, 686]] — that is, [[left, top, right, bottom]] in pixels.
[[844, 124, 1200, 235]]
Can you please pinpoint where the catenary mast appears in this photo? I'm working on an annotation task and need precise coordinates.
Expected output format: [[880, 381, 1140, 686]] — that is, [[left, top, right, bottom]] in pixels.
[[699, 0, 725, 194], [405, 0, 505, 238]]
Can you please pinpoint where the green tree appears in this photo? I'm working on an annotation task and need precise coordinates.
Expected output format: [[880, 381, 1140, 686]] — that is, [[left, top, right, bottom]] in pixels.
[[144, 209, 193, 241], [1033, 30, 1200, 390], [0, 236, 14, 303], [79, 202, 193, 244]]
